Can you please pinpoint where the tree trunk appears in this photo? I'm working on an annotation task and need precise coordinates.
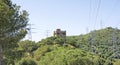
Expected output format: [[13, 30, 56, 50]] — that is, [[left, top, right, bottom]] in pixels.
[[0, 44, 5, 65]]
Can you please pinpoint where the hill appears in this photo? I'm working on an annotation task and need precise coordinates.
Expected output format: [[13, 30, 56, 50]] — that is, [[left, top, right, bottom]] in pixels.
[[11, 27, 120, 65], [67, 27, 120, 60]]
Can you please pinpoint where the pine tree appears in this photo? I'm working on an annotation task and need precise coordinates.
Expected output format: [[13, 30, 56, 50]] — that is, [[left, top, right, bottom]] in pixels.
[[0, 0, 29, 64]]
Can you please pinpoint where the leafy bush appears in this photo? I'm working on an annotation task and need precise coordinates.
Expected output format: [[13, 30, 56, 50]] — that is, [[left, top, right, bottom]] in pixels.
[[114, 60, 120, 65], [18, 58, 37, 65], [38, 47, 104, 65]]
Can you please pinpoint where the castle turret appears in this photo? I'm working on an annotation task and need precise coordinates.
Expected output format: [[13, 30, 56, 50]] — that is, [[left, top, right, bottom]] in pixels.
[[53, 29, 66, 42]]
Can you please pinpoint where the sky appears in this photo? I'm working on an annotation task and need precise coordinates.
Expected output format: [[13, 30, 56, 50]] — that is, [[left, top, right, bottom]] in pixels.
[[11, 0, 120, 42]]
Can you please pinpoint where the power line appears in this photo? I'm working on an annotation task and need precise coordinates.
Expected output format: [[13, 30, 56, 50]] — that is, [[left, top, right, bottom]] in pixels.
[[91, 0, 101, 54], [46, 30, 50, 38], [87, 0, 92, 33], [94, 0, 101, 29], [86, 0, 92, 34], [28, 24, 32, 40], [100, 19, 103, 29], [86, 27, 89, 33], [113, 0, 120, 27], [27, 24, 35, 40], [105, 0, 120, 23], [88, 0, 92, 28], [88, 0, 96, 54]]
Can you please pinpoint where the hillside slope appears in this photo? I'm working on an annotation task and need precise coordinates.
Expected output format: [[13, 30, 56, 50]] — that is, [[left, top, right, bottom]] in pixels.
[[67, 27, 120, 60], [16, 27, 120, 65]]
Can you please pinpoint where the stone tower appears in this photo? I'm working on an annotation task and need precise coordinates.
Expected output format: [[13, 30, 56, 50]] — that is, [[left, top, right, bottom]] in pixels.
[[53, 29, 66, 41]]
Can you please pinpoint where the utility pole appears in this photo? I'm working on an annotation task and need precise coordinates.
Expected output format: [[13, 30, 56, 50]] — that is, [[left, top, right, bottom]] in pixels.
[[28, 24, 32, 40], [27, 24, 35, 40], [86, 27, 89, 33], [100, 20, 103, 29], [46, 30, 49, 38]]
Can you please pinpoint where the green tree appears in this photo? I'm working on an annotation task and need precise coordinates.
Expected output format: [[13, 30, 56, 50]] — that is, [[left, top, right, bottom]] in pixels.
[[18, 58, 37, 65], [18, 40, 37, 58], [18, 40, 37, 52], [39, 47, 102, 65], [53, 37, 64, 45], [0, 0, 28, 64], [114, 60, 120, 65], [66, 38, 77, 47]]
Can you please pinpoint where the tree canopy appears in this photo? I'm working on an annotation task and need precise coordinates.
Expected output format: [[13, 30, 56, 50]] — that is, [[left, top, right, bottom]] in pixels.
[[1, 0, 120, 65], [0, 0, 29, 64]]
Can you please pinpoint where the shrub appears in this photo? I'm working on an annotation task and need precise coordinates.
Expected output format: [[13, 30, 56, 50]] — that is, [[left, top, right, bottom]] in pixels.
[[18, 58, 37, 65]]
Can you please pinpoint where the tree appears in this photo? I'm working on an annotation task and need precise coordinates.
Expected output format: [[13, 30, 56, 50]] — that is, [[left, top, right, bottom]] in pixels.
[[53, 37, 64, 45], [18, 40, 37, 52], [18, 40, 37, 57], [0, 0, 29, 64], [18, 58, 37, 65], [114, 60, 120, 65]]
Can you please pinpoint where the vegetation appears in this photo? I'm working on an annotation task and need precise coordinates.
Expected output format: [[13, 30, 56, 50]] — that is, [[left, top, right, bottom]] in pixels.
[[0, 0, 28, 65], [1, 0, 120, 65], [67, 27, 120, 61], [18, 58, 37, 65], [13, 27, 120, 65]]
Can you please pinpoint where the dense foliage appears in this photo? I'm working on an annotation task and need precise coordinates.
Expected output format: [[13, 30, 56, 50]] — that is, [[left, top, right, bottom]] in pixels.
[[67, 27, 120, 60], [37, 47, 104, 65], [0, 0, 28, 65], [14, 27, 120, 65], [1, 1, 120, 65], [18, 58, 37, 65]]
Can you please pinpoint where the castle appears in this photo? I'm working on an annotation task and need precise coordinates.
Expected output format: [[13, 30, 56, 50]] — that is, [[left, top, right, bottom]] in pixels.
[[53, 29, 66, 41]]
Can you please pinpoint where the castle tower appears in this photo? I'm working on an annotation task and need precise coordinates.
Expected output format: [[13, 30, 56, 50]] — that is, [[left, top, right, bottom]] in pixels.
[[53, 29, 66, 42]]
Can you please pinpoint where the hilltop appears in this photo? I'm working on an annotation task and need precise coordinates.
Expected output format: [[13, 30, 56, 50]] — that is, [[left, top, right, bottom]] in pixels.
[[8, 27, 120, 65]]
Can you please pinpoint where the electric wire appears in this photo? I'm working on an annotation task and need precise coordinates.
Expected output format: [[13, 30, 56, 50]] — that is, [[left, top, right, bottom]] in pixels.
[[88, 0, 92, 31], [105, 0, 120, 23], [91, 0, 101, 54], [114, 0, 120, 27], [93, 0, 101, 29], [86, 0, 92, 34]]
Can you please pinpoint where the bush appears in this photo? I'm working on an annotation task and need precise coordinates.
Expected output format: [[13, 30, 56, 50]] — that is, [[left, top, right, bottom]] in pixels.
[[114, 60, 120, 65], [18, 58, 37, 65]]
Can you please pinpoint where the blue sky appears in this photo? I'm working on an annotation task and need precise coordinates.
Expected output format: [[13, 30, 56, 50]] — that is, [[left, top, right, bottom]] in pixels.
[[11, 0, 120, 42]]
